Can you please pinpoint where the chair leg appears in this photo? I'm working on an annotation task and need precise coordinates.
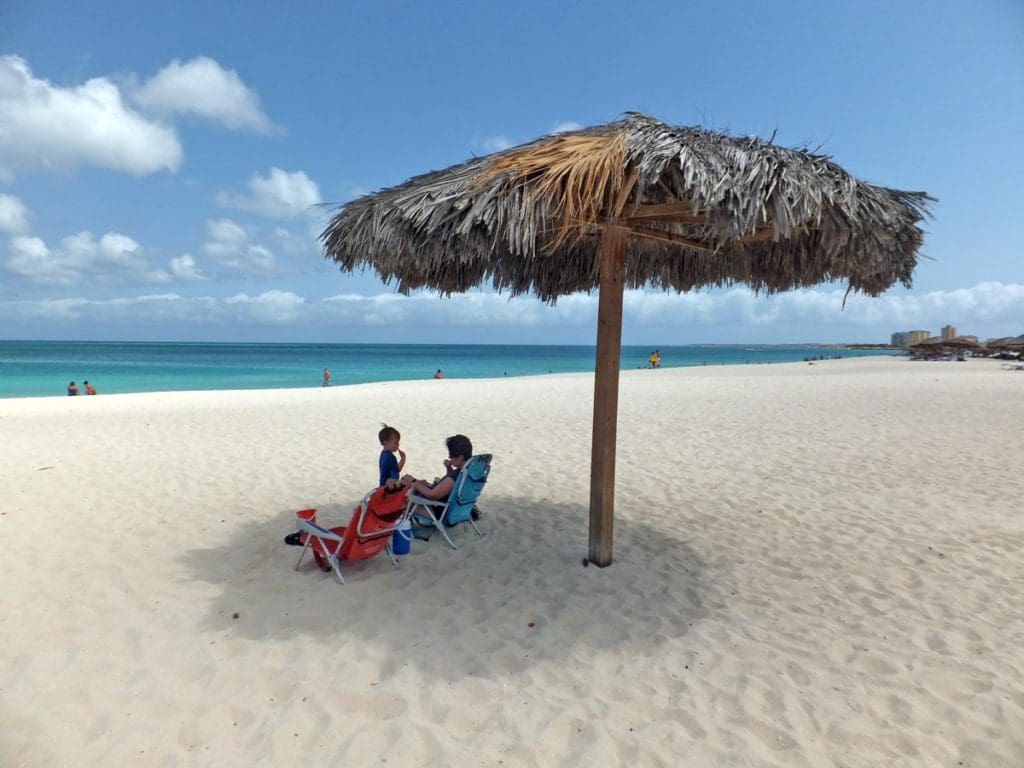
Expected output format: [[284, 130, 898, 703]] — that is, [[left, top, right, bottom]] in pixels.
[[295, 541, 310, 571], [419, 506, 458, 549], [437, 524, 459, 550], [328, 554, 345, 584], [385, 541, 398, 567], [468, 518, 485, 538]]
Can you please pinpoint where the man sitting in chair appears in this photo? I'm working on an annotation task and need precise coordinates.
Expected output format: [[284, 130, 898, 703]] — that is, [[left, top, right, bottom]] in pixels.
[[399, 434, 472, 501]]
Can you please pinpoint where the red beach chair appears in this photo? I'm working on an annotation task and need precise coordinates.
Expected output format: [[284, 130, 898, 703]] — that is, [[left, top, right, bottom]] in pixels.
[[293, 486, 411, 584]]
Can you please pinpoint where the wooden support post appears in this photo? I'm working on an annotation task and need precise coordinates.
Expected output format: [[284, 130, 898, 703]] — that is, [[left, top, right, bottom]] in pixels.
[[588, 224, 627, 568]]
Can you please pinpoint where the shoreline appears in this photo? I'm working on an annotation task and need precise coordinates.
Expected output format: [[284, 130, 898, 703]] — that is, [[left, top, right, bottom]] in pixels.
[[1, 351, 903, 402]]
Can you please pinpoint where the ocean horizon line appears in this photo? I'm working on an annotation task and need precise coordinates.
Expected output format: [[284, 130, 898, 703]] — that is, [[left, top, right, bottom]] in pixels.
[[0, 338, 893, 348]]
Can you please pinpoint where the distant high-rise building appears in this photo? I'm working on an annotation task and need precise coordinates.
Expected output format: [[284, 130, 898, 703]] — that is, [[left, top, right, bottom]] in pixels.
[[942, 324, 957, 339], [891, 330, 932, 347]]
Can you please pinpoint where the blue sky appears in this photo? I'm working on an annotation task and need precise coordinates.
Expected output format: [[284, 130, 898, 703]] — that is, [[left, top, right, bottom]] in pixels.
[[1, 0, 1021, 344]]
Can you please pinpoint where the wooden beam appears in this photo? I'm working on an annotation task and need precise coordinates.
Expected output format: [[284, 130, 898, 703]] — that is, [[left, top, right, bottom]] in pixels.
[[588, 225, 627, 568], [608, 167, 639, 219], [623, 224, 712, 252], [625, 203, 707, 224]]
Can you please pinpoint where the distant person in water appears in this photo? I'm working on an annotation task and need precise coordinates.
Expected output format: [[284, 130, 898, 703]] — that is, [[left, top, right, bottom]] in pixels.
[[67, 381, 79, 396], [433, 369, 444, 379], [322, 367, 331, 387], [648, 350, 661, 369], [84, 380, 97, 395]]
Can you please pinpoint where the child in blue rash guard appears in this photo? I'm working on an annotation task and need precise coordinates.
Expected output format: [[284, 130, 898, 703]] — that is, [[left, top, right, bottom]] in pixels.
[[378, 424, 407, 488]]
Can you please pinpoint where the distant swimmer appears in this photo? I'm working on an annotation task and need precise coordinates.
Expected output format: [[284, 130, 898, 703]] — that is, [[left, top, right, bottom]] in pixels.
[[433, 369, 444, 379], [67, 381, 79, 396], [322, 367, 331, 387], [84, 380, 97, 395]]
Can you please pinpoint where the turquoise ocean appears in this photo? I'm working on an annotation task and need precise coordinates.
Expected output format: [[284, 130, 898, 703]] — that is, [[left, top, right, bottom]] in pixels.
[[0, 340, 898, 399]]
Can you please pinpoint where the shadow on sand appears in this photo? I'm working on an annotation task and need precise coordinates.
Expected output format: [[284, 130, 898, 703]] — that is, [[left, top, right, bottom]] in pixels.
[[180, 495, 709, 683]]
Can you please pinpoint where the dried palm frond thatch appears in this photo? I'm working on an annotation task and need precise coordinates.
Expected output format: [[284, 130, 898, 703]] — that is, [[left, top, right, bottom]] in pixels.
[[322, 113, 933, 302], [984, 335, 1024, 352], [908, 336, 983, 356]]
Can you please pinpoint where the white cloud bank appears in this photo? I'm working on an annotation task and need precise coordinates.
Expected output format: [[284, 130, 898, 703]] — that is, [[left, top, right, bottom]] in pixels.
[[130, 56, 278, 135], [2, 283, 1020, 340], [0, 55, 182, 177], [5, 290, 305, 325], [217, 168, 321, 218]]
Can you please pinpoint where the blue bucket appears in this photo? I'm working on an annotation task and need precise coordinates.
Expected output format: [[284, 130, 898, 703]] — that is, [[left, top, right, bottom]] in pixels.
[[392, 520, 412, 555]]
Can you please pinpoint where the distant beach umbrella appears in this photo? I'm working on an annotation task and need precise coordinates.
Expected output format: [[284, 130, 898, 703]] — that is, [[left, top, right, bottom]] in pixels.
[[321, 113, 933, 567], [983, 335, 1024, 354], [908, 336, 982, 357]]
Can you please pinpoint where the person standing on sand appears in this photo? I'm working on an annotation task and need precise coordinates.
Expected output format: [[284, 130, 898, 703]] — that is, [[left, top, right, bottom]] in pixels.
[[322, 367, 331, 387]]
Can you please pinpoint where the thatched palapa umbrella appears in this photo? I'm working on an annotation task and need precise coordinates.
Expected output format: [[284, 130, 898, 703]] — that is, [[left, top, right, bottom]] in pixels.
[[984, 335, 1024, 354], [908, 336, 982, 357], [321, 113, 933, 567]]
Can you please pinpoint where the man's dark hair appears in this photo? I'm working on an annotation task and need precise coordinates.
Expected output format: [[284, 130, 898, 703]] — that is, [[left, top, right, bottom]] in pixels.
[[378, 424, 400, 444], [446, 434, 473, 460]]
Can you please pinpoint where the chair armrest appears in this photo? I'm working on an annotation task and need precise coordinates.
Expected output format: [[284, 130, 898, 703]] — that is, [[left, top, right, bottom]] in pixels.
[[296, 519, 345, 543], [406, 493, 445, 507]]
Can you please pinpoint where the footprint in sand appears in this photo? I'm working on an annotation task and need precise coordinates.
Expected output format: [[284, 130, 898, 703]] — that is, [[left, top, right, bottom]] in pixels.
[[925, 631, 948, 653]]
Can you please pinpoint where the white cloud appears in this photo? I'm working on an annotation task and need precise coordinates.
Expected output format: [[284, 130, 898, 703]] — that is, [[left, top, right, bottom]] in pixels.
[[274, 226, 317, 257], [0, 55, 182, 177], [201, 218, 276, 271], [551, 121, 583, 134], [202, 218, 248, 257], [481, 135, 512, 153], [4, 229, 193, 286], [0, 193, 30, 233], [131, 56, 278, 134], [168, 253, 206, 280], [6, 236, 72, 284], [217, 167, 321, 218], [247, 244, 275, 271]]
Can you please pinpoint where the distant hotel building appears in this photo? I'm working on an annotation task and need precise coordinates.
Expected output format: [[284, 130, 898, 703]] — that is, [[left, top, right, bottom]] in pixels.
[[891, 330, 931, 347], [941, 324, 957, 339]]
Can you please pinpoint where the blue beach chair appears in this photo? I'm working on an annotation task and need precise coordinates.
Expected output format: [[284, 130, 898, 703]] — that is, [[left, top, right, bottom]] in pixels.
[[405, 454, 492, 549]]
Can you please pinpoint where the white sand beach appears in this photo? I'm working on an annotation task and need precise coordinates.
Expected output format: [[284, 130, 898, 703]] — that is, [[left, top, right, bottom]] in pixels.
[[2, 356, 1023, 767]]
